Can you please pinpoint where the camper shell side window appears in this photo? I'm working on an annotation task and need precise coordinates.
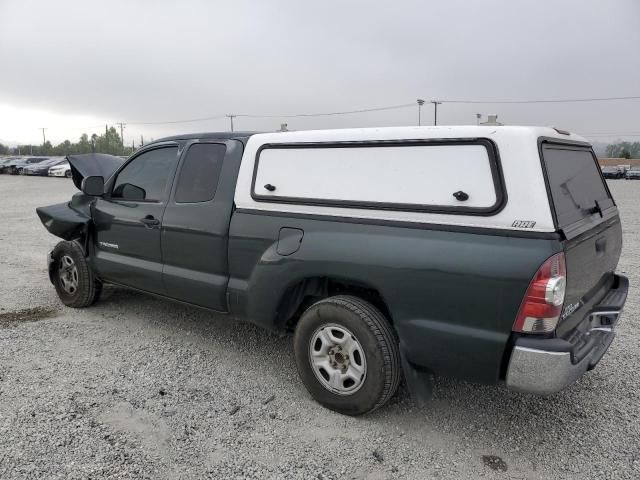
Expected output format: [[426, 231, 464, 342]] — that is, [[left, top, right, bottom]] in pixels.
[[251, 139, 506, 216]]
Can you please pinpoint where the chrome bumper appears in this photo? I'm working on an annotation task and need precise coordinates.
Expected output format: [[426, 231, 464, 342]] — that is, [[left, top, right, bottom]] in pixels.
[[506, 275, 627, 395]]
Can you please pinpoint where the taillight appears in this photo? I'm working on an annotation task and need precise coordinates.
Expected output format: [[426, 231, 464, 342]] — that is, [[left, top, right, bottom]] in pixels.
[[512, 253, 566, 334]]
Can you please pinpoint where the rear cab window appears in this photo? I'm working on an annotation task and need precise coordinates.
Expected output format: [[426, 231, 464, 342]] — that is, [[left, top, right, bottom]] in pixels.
[[174, 143, 226, 203], [540, 142, 615, 232]]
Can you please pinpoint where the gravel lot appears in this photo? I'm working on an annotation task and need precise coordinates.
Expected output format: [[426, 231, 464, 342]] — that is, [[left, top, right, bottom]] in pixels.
[[0, 174, 639, 479]]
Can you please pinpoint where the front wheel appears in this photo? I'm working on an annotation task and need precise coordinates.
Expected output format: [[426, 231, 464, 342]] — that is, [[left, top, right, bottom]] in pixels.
[[293, 295, 401, 416], [51, 241, 101, 308]]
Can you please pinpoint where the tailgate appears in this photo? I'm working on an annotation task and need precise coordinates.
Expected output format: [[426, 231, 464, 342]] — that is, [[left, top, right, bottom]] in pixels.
[[539, 140, 622, 334]]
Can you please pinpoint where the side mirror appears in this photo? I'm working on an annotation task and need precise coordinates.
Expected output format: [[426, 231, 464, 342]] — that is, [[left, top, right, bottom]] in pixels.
[[81, 176, 104, 196]]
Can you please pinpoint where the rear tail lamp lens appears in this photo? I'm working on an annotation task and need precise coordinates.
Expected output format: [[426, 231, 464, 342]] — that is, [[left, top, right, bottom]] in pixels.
[[512, 253, 566, 334]]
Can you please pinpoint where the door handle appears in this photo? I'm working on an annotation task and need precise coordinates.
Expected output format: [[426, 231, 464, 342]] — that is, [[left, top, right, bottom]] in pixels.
[[140, 215, 160, 227]]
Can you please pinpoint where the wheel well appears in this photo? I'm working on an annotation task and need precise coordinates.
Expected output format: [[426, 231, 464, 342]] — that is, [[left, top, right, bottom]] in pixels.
[[277, 277, 393, 332]]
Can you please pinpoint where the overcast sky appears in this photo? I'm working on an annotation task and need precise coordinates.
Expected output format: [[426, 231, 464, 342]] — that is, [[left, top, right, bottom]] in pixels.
[[1, 0, 639, 146]]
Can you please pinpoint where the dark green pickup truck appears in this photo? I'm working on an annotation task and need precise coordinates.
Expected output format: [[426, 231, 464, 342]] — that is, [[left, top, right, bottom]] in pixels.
[[37, 126, 628, 415]]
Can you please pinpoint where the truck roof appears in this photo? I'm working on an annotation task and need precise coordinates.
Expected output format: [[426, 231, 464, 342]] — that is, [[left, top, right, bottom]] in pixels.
[[150, 126, 588, 147], [248, 125, 588, 144], [149, 131, 259, 145]]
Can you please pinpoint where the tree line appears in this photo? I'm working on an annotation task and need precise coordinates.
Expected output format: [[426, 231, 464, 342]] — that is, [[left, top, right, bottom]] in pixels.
[[0, 127, 138, 157], [605, 141, 640, 159]]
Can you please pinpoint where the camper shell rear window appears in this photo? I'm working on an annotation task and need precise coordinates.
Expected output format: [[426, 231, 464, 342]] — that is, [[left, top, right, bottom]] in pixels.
[[540, 141, 614, 229], [251, 139, 506, 216]]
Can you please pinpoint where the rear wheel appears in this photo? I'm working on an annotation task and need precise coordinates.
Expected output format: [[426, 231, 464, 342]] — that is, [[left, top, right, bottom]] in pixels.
[[51, 241, 101, 307], [293, 295, 401, 415]]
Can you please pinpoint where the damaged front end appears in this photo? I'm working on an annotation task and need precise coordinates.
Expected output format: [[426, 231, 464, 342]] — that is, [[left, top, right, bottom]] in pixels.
[[36, 193, 94, 241], [36, 152, 124, 244]]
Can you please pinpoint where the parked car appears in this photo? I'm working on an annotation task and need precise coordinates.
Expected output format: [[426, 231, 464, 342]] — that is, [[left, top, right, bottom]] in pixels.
[[48, 161, 72, 178], [601, 166, 624, 179], [23, 157, 67, 176], [36, 126, 628, 415], [625, 168, 640, 180], [7, 157, 49, 175], [1, 157, 26, 174], [0, 157, 19, 173]]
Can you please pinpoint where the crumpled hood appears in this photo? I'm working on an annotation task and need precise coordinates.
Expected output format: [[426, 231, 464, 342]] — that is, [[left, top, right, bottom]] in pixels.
[[67, 153, 124, 190]]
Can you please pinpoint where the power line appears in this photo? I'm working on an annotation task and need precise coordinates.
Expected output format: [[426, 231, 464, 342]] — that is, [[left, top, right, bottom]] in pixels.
[[99, 103, 415, 128], [440, 95, 640, 104], [25, 95, 640, 140], [579, 131, 640, 135], [235, 103, 415, 119], [580, 133, 640, 138], [126, 114, 227, 126]]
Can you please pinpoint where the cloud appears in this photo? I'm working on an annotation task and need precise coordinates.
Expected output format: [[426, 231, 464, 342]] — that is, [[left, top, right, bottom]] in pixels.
[[1, 0, 639, 144]]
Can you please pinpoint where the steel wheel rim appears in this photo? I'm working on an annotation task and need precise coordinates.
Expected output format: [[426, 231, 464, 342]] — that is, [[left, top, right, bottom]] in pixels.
[[58, 255, 79, 295], [308, 323, 367, 395]]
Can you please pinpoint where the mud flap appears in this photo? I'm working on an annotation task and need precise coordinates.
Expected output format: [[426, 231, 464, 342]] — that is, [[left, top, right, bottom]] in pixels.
[[400, 349, 433, 407]]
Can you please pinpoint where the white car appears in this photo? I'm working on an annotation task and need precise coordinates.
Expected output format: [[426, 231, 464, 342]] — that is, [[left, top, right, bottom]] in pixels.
[[48, 162, 71, 177]]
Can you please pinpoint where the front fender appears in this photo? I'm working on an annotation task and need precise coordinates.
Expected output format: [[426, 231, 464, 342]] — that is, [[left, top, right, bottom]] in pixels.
[[36, 202, 90, 241]]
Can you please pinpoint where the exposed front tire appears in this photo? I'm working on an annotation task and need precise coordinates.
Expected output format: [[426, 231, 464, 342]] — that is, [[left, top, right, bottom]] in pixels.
[[293, 295, 401, 416], [51, 241, 101, 308]]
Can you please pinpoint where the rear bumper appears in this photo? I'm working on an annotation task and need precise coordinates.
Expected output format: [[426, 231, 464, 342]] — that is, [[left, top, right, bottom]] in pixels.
[[506, 274, 628, 395]]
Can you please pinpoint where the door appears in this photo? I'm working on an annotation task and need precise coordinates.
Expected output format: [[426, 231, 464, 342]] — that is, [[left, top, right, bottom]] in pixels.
[[92, 145, 180, 293], [161, 141, 237, 311]]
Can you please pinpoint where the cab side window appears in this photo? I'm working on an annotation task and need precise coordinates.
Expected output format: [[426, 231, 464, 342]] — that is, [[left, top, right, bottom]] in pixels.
[[174, 143, 226, 203], [112, 147, 178, 201]]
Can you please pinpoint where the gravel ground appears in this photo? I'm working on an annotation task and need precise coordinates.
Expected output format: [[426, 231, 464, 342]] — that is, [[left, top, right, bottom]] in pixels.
[[0, 175, 639, 479]]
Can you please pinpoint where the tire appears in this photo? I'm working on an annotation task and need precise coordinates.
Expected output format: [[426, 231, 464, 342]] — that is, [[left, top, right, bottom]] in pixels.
[[51, 241, 101, 308], [65, 170, 72, 178], [293, 295, 401, 416]]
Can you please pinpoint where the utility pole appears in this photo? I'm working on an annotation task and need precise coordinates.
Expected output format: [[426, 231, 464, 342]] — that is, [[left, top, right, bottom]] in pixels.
[[116, 122, 126, 153], [417, 99, 425, 126], [226, 114, 236, 132], [431, 100, 442, 126], [40, 127, 47, 145], [140, 134, 144, 147]]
